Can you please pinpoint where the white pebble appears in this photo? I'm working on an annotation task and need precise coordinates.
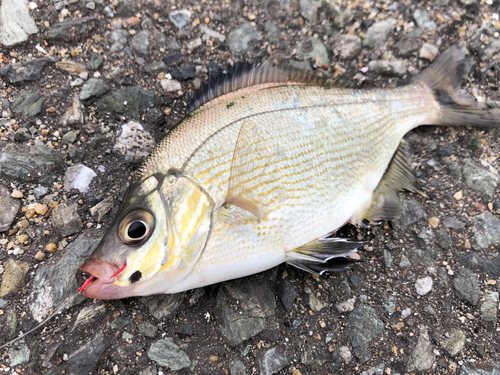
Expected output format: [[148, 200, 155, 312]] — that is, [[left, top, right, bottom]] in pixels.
[[415, 276, 433, 295]]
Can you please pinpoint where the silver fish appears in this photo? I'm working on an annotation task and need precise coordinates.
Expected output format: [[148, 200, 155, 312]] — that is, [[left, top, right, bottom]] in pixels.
[[78, 44, 499, 299]]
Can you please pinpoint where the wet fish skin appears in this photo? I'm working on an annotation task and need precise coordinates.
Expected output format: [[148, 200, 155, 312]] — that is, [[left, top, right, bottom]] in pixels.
[[79, 44, 500, 299]]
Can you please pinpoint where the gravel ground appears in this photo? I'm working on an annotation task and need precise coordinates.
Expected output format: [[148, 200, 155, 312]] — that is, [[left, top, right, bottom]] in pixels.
[[0, 0, 500, 374]]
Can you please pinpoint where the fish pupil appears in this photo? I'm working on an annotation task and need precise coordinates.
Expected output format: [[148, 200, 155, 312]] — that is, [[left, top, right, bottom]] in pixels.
[[128, 221, 146, 239], [129, 270, 142, 283]]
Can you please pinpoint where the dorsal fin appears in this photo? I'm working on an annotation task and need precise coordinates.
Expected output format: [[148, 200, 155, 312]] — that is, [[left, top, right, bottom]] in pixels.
[[186, 62, 335, 114]]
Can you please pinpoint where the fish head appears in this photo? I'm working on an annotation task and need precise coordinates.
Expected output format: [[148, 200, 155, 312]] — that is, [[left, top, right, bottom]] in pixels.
[[79, 173, 213, 299]]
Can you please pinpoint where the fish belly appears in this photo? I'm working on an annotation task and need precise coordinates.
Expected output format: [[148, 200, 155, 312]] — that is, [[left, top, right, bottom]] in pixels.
[[163, 85, 439, 292]]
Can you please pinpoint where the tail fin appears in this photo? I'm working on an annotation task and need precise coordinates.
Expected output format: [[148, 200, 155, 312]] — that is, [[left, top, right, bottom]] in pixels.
[[413, 43, 500, 127]]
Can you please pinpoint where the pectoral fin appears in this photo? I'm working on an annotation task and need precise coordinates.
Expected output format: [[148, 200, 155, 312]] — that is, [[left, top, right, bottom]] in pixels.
[[286, 237, 363, 275], [361, 139, 423, 223]]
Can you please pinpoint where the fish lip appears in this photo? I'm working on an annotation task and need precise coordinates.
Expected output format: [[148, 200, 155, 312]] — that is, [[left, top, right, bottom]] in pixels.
[[80, 259, 126, 299]]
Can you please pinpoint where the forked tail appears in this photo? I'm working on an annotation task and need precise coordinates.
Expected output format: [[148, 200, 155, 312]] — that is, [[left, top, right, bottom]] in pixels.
[[413, 43, 500, 127]]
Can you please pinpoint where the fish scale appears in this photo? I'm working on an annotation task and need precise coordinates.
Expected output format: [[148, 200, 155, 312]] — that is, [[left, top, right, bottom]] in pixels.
[[79, 45, 500, 299]]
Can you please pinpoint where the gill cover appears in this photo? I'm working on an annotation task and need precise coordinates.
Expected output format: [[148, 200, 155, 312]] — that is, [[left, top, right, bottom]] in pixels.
[[155, 173, 215, 288]]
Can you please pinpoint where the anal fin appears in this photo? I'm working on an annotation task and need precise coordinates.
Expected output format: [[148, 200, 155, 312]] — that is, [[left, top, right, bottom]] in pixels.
[[286, 237, 364, 275], [361, 139, 424, 224]]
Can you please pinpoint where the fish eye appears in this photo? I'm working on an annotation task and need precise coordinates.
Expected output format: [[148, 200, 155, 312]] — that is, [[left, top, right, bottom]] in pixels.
[[127, 221, 147, 239], [119, 210, 154, 245]]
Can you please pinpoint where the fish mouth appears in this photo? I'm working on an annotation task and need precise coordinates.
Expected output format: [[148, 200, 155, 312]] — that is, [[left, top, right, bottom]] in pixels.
[[79, 259, 130, 300]]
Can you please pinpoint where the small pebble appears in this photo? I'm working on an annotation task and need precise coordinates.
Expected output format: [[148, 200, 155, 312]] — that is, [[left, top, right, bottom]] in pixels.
[[428, 217, 439, 228], [35, 251, 46, 261], [415, 276, 433, 296], [16, 234, 29, 244], [11, 190, 23, 198], [46, 243, 57, 253], [35, 204, 48, 215]]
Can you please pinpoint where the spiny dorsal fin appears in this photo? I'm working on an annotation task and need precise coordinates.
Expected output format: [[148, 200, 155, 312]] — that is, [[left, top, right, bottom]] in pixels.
[[362, 139, 423, 223], [186, 61, 334, 114]]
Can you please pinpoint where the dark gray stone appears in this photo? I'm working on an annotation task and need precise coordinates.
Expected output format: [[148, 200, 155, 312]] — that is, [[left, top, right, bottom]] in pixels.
[[169, 9, 191, 29], [259, 347, 287, 375], [442, 329, 465, 357], [296, 37, 329, 66], [334, 34, 362, 59], [80, 78, 109, 101], [138, 366, 157, 375], [48, 17, 102, 42], [111, 316, 131, 330], [413, 9, 437, 31], [228, 23, 263, 56], [6, 307, 18, 336], [97, 87, 162, 117], [12, 128, 31, 142], [144, 61, 167, 76], [410, 246, 442, 267], [468, 131, 482, 151], [33, 186, 48, 200], [90, 197, 114, 222], [12, 91, 44, 116], [407, 326, 435, 372], [462, 158, 499, 199], [217, 277, 276, 346], [140, 293, 183, 320], [442, 157, 462, 179], [0, 144, 63, 183], [0, 57, 54, 85], [148, 338, 191, 371], [472, 212, 500, 250], [265, 22, 280, 44], [144, 108, 165, 126], [110, 29, 129, 52], [68, 331, 108, 375], [28, 236, 100, 322], [368, 60, 407, 76], [276, 279, 297, 312], [363, 19, 396, 49], [51, 203, 83, 238], [0, 298, 8, 309], [8, 339, 30, 366], [442, 217, 466, 229], [87, 53, 104, 70], [299, 0, 321, 22], [328, 352, 342, 371], [481, 291, 498, 323], [461, 367, 498, 375], [362, 364, 385, 375], [394, 198, 426, 228], [301, 345, 326, 368], [457, 253, 500, 278], [348, 304, 384, 363], [116, 0, 135, 17], [395, 38, 420, 56], [230, 359, 246, 375], [175, 324, 194, 336], [0, 184, 21, 232], [62, 130, 78, 145], [453, 268, 481, 306], [171, 66, 195, 80], [131, 30, 150, 55]]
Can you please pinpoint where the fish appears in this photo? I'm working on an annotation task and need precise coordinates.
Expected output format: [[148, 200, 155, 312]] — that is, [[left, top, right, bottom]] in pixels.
[[78, 44, 499, 299]]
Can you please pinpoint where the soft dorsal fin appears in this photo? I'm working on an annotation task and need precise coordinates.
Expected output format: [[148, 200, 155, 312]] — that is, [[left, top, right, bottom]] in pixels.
[[186, 62, 334, 114]]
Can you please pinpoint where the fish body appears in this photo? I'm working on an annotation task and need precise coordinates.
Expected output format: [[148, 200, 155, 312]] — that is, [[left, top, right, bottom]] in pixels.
[[79, 44, 499, 299]]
